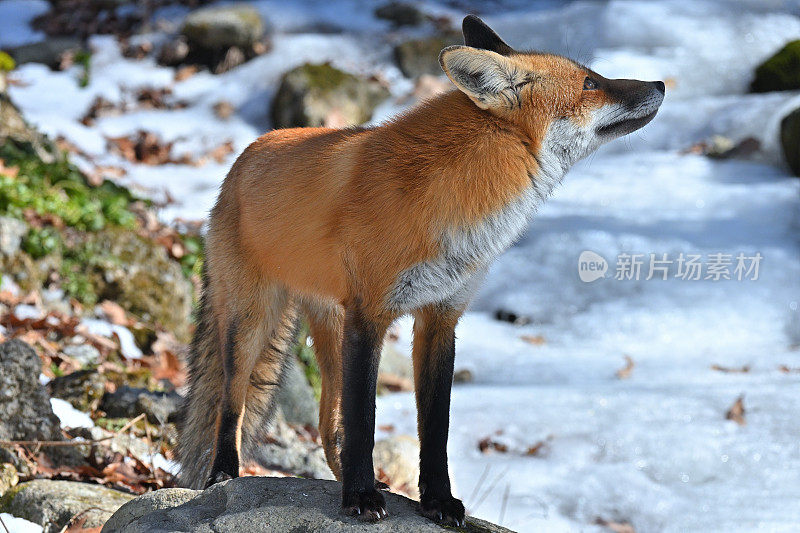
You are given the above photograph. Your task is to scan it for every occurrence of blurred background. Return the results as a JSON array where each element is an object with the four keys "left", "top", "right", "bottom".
[{"left": 0, "top": 1, "right": 799, "bottom": 532}]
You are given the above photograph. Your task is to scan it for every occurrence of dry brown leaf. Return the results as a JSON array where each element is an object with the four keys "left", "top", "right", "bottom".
[
  {"left": 778, "top": 365, "right": 800, "bottom": 373},
  {"left": 213, "top": 101, "right": 235, "bottom": 120},
  {"left": 99, "top": 300, "right": 130, "bottom": 326},
  {"left": 0, "top": 159, "right": 19, "bottom": 178},
  {"left": 478, "top": 437, "right": 508, "bottom": 454},
  {"left": 711, "top": 364, "right": 750, "bottom": 373},
  {"left": 525, "top": 435, "right": 553, "bottom": 456},
  {"left": 616, "top": 355, "right": 635, "bottom": 379},
  {"left": 377, "top": 371, "right": 413, "bottom": 392},
  {"left": 174, "top": 65, "right": 199, "bottom": 82},
  {"left": 520, "top": 334, "right": 546, "bottom": 345},
  {"left": 726, "top": 395, "right": 746, "bottom": 426}
]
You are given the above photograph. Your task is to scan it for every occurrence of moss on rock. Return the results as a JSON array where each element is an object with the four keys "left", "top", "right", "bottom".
[{"left": 751, "top": 40, "right": 800, "bottom": 92}]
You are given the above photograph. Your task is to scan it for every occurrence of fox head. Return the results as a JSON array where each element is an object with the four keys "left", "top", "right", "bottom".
[{"left": 439, "top": 15, "right": 664, "bottom": 171}]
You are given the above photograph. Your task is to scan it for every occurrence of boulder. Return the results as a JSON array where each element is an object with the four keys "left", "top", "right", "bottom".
[
  {"left": 0, "top": 479, "right": 133, "bottom": 533},
  {"left": 393, "top": 32, "right": 461, "bottom": 78},
  {"left": 0, "top": 75, "right": 60, "bottom": 163},
  {"left": 276, "top": 356, "right": 319, "bottom": 427},
  {"left": 79, "top": 228, "right": 194, "bottom": 342},
  {"left": 373, "top": 435, "right": 420, "bottom": 499},
  {"left": 0, "top": 340, "right": 63, "bottom": 444},
  {"left": 271, "top": 63, "right": 390, "bottom": 129},
  {"left": 102, "top": 477, "right": 512, "bottom": 533},
  {"left": 182, "top": 5, "right": 265, "bottom": 51},
  {"left": 249, "top": 412, "right": 333, "bottom": 480},
  {"left": 375, "top": 2, "right": 427, "bottom": 27},
  {"left": 781, "top": 107, "right": 800, "bottom": 176},
  {"left": 751, "top": 40, "right": 800, "bottom": 92},
  {"left": 48, "top": 369, "right": 105, "bottom": 412},
  {"left": 5, "top": 38, "right": 84, "bottom": 70},
  {"left": 100, "top": 386, "right": 182, "bottom": 425}
]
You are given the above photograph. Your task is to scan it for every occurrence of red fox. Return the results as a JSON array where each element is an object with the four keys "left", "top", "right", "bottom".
[{"left": 177, "top": 15, "right": 664, "bottom": 526}]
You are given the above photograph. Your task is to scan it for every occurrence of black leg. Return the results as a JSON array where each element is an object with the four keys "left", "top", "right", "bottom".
[
  {"left": 413, "top": 307, "right": 465, "bottom": 527},
  {"left": 340, "top": 304, "right": 388, "bottom": 521},
  {"left": 207, "top": 320, "right": 241, "bottom": 487}
]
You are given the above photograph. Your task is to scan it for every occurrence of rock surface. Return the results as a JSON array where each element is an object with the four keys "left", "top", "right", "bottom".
[
  {"left": 100, "top": 385, "right": 182, "bottom": 424},
  {"left": 48, "top": 369, "right": 106, "bottom": 412},
  {"left": 0, "top": 215, "right": 28, "bottom": 257},
  {"left": 248, "top": 413, "right": 333, "bottom": 481},
  {"left": 182, "top": 5, "right": 265, "bottom": 51},
  {"left": 373, "top": 435, "right": 420, "bottom": 499},
  {"left": 102, "top": 477, "right": 513, "bottom": 533},
  {"left": 271, "top": 63, "right": 390, "bottom": 129},
  {"left": 276, "top": 356, "right": 319, "bottom": 427},
  {"left": 751, "top": 40, "right": 800, "bottom": 92},
  {"left": 0, "top": 340, "right": 63, "bottom": 444},
  {"left": 393, "top": 32, "right": 461, "bottom": 78},
  {"left": 374, "top": 2, "right": 427, "bottom": 27},
  {"left": 1, "top": 479, "right": 133, "bottom": 533},
  {"left": 780, "top": 107, "right": 800, "bottom": 176}
]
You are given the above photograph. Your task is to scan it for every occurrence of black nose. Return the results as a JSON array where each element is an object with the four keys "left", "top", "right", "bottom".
[{"left": 653, "top": 81, "right": 665, "bottom": 94}]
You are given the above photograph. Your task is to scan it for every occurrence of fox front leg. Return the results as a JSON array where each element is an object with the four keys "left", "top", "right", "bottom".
[
  {"left": 412, "top": 305, "right": 465, "bottom": 527},
  {"left": 339, "top": 303, "right": 390, "bottom": 521}
]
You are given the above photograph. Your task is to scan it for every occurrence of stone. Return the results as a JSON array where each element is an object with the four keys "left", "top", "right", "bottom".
[
  {"left": 102, "top": 477, "right": 513, "bottom": 533},
  {"left": 100, "top": 386, "right": 181, "bottom": 425},
  {"left": 80, "top": 228, "right": 194, "bottom": 342},
  {"left": 373, "top": 435, "right": 420, "bottom": 499},
  {"left": 249, "top": 412, "right": 333, "bottom": 480},
  {"left": 271, "top": 63, "right": 390, "bottom": 129},
  {"left": 276, "top": 355, "right": 319, "bottom": 427},
  {"left": 0, "top": 340, "right": 63, "bottom": 444},
  {"left": 181, "top": 5, "right": 265, "bottom": 51},
  {"left": 0, "top": 216, "right": 28, "bottom": 257},
  {"left": 62, "top": 343, "right": 101, "bottom": 366},
  {"left": 47, "top": 369, "right": 105, "bottom": 412},
  {"left": 751, "top": 40, "right": 800, "bottom": 92},
  {"left": 0, "top": 463, "right": 18, "bottom": 497},
  {"left": 393, "top": 32, "right": 461, "bottom": 78},
  {"left": 780, "top": 107, "right": 800, "bottom": 177},
  {"left": 6, "top": 38, "right": 84, "bottom": 70},
  {"left": 0, "top": 479, "right": 133, "bottom": 533},
  {"left": 375, "top": 2, "right": 427, "bottom": 27}
]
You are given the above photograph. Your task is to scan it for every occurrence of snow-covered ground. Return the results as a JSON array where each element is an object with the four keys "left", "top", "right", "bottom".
[{"left": 4, "top": 0, "right": 800, "bottom": 531}]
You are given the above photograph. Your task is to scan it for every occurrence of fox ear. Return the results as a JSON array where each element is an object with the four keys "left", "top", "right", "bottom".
[
  {"left": 462, "top": 15, "right": 514, "bottom": 55},
  {"left": 439, "top": 45, "right": 526, "bottom": 110}
]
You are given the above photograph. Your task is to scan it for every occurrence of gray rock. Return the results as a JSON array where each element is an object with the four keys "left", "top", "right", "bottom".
[
  {"left": 0, "top": 462, "right": 18, "bottom": 497},
  {"left": 62, "top": 343, "right": 102, "bottom": 366},
  {"left": 271, "top": 63, "right": 390, "bottom": 129},
  {"left": 375, "top": 2, "right": 427, "bottom": 27},
  {"left": 373, "top": 435, "right": 420, "bottom": 499},
  {"left": 781, "top": 107, "right": 800, "bottom": 177},
  {"left": 0, "top": 340, "right": 63, "bottom": 444},
  {"left": 276, "top": 356, "right": 319, "bottom": 427},
  {"left": 393, "top": 32, "right": 461, "bottom": 78},
  {"left": 250, "top": 412, "right": 333, "bottom": 480},
  {"left": 1, "top": 479, "right": 133, "bottom": 533},
  {"left": 48, "top": 369, "right": 105, "bottom": 412},
  {"left": 6, "top": 38, "right": 84, "bottom": 69},
  {"left": 102, "top": 477, "right": 513, "bottom": 533},
  {"left": 100, "top": 386, "right": 182, "bottom": 425},
  {"left": 0, "top": 216, "right": 28, "bottom": 257},
  {"left": 182, "top": 5, "right": 265, "bottom": 51},
  {"left": 0, "top": 75, "right": 60, "bottom": 163}
]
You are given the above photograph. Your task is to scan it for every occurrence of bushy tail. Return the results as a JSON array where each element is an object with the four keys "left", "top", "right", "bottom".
[{"left": 176, "top": 268, "right": 222, "bottom": 489}]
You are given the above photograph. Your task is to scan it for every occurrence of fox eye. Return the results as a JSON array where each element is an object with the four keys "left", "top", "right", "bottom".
[{"left": 583, "top": 77, "right": 598, "bottom": 90}]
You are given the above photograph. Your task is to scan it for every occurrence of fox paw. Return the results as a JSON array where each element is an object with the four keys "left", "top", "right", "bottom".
[
  {"left": 420, "top": 495, "right": 465, "bottom": 527},
  {"left": 342, "top": 488, "right": 388, "bottom": 522},
  {"left": 205, "top": 470, "right": 234, "bottom": 489}
]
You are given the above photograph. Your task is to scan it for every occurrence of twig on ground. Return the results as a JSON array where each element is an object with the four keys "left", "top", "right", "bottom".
[
  {"left": 498, "top": 483, "right": 510, "bottom": 525},
  {"left": 472, "top": 466, "right": 510, "bottom": 514},
  {"left": 0, "top": 514, "right": 10, "bottom": 533},
  {"left": 466, "top": 464, "right": 491, "bottom": 510}
]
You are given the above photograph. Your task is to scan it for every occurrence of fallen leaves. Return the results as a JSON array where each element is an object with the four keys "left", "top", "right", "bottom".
[
  {"left": 615, "top": 355, "right": 635, "bottom": 379},
  {"left": 478, "top": 433, "right": 552, "bottom": 457},
  {"left": 107, "top": 131, "right": 234, "bottom": 167},
  {"left": 595, "top": 517, "right": 636, "bottom": 533},
  {"left": 726, "top": 395, "right": 746, "bottom": 426},
  {"left": 520, "top": 334, "right": 546, "bottom": 346}
]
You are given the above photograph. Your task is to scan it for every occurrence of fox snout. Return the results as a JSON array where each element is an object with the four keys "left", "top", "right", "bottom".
[{"left": 594, "top": 77, "right": 666, "bottom": 138}]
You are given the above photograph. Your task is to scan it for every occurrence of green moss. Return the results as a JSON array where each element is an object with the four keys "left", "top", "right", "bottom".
[
  {"left": 751, "top": 40, "right": 800, "bottom": 93},
  {"left": 75, "top": 49, "right": 91, "bottom": 88},
  {"left": 0, "top": 141, "right": 138, "bottom": 232},
  {"left": 293, "top": 321, "right": 321, "bottom": 401},
  {"left": 0, "top": 51, "right": 15, "bottom": 72},
  {"left": 297, "top": 63, "right": 352, "bottom": 92},
  {"left": 0, "top": 483, "right": 21, "bottom": 512}
]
